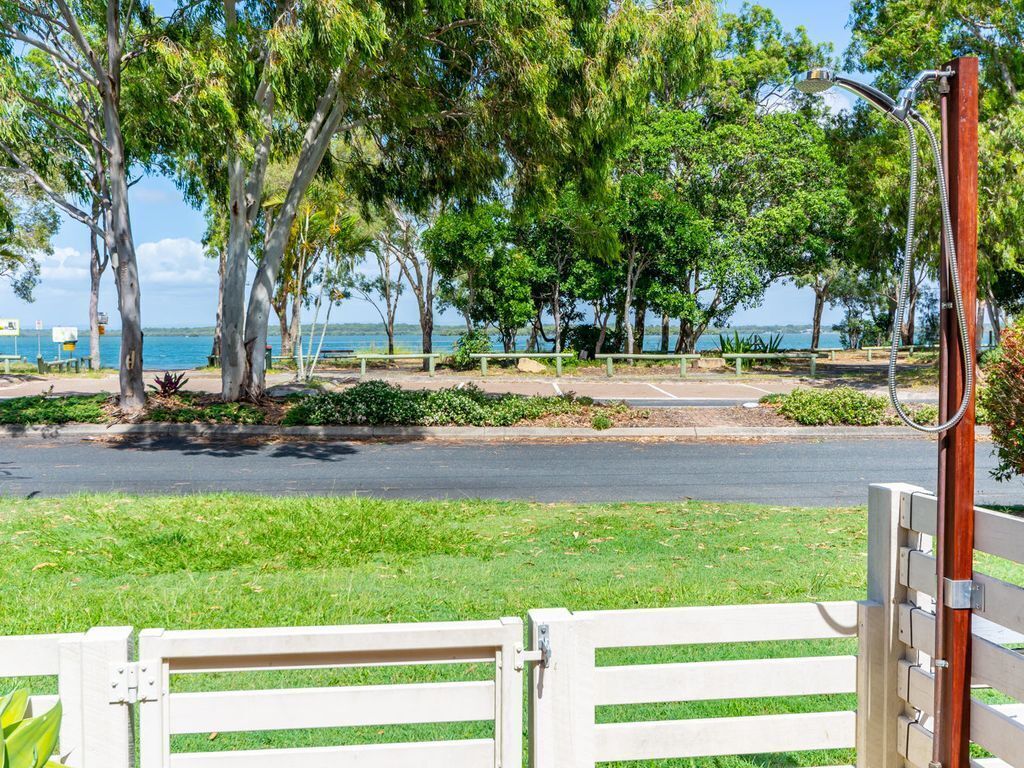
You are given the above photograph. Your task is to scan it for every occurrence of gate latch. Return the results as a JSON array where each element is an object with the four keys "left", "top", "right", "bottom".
[
  {"left": 514, "top": 624, "right": 552, "bottom": 670},
  {"left": 109, "top": 661, "right": 160, "bottom": 704}
]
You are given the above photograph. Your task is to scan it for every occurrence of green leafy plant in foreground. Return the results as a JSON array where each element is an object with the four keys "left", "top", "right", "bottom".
[
  {"left": 0, "top": 395, "right": 106, "bottom": 425},
  {"left": 775, "top": 387, "right": 887, "bottom": 426},
  {"left": 1, "top": 689, "right": 62, "bottom": 768}
]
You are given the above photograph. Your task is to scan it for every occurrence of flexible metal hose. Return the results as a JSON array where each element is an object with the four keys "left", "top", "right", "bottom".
[{"left": 887, "top": 114, "right": 974, "bottom": 432}]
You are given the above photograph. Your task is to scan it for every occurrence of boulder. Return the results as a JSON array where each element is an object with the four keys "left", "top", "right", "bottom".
[{"left": 517, "top": 357, "right": 547, "bottom": 373}]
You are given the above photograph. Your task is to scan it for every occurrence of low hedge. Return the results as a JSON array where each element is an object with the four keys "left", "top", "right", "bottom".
[
  {"left": 771, "top": 387, "right": 888, "bottom": 426},
  {"left": 0, "top": 395, "right": 107, "bottom": 424},
  {"left": 282, "top": 381, "right": 589, "bottom": 427}
]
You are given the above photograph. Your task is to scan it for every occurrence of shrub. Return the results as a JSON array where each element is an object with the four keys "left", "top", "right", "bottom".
[
  {"left": 591, "top": 413, "right": 613, "bottom": 430},
  {"left": 979, "top": 323, "right": 1024, "bottom": 481},
  {"left": 449, "top": 329, "right": 493, "bottom": 370},
  {"left": 283, "top": 382, "right": 587, "bottom": 427},
  {"left": 776, "top": 387, "right": 887, "bottom": 426},
  {"left": 0, "top": 394, "right": 106, "bottom": 424}
]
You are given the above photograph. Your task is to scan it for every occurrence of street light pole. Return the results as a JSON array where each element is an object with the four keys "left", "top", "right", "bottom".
[{"left": 933, "top": 55, "right": 978, "bottom": 768}]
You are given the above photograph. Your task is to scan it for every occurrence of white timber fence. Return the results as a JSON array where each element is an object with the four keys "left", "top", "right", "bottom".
[
  {"left": 863, "top": 483, "right": 1024, "bottom": 768},
  {"left": 3, "top": 484, "right": 1023, "bottom": 767}
]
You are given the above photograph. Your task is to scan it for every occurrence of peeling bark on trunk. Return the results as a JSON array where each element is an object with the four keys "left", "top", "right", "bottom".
[
  {"left": 211, "top": 248, "right": 225, "bottom": 360},
  {"left": 660, "top": 313, "right": 669, "bottom": 353},
  {"left": 633, "top": 300, "right": 646, "bottom": 354},
  {"left": 88, "top": 200, "right": 108, "bottom": 371}
]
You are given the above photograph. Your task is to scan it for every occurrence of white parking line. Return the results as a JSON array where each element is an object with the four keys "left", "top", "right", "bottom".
[
  {"left": 552, "top": 381, "right": 562, "bottom": 396},
  {"left": 737, "top": 382, "right": 774, "bottom": 394},
  {"left": 646, "top": 383, "right": 679, "bottom": 399}
]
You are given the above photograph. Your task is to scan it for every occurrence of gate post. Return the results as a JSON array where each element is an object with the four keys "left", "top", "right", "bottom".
[
  {"left": 58, "top": 627, "right": 133, "bottom": 768},
  {"left": 858, "top": 484, "right": 924, "bottom": 768},
  {"left": 528, "top": 608, "right": 594, "bottom": 768}
]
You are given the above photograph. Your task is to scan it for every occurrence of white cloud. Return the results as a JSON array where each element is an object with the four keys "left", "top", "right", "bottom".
[
  {"left": 136, "top": 238, "right": 217, "bottom": 286},
  {"left": 39, "top": 246, "right": 89, "bottom": 281}
]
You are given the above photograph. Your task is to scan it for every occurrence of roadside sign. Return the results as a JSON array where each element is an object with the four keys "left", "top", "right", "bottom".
[
  {"left": 97, "top": 312, "right": 109, "bottom": 325},
  {"left": 52, "top": 326, "right": 78, "bottom": 343},
  {"left": 0, "top": 319, "right": 19, "bottom": 336},
  {"left": 34, "top": 320, "right": 42, "bottom": 331}
]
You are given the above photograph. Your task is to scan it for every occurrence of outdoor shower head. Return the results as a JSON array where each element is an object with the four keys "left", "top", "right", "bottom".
[{"left": 793, "top": 68, "right": 902, "bottom": 119}]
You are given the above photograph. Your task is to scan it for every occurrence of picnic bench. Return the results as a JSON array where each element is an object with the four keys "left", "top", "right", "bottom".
[
  {"left": 469, "top": 352, "right": 575, "bottom": 377},
  {"left": 37, "top": 355, "right": 80, "bottom": 374},
  {"left": 208, "top": 347, "right": 276, "bottom": 369},
  {"left": 721, "top": 352, "right": 820, "bottom": 376},
  {"left": 357, "top": 353, "right": 442, "bottom": 376},
  {"left": 318, "top": 348, "right": 355, "bottom": 360},
  {"left": 862, "top": 344, "right": 936, "bottom": 361},
  {"left": 0, "top": 354, "right": 23, "bottom": 374},
  {"left": 594, "top": 353, "right": 702, "bottom": 377}
]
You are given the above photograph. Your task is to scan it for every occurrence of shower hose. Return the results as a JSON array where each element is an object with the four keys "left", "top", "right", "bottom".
[{"left": 887, "top": 114, "right": 973, "bottom": 433}]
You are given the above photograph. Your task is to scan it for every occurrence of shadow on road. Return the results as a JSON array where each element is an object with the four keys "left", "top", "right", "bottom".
[{"left": 104, "top": 436, "right": 361, "bottom": 461}]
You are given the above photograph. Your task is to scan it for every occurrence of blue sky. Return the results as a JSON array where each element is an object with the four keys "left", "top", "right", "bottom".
[{"left": 1, "top": 0, "right": 855, "bottom": 330}]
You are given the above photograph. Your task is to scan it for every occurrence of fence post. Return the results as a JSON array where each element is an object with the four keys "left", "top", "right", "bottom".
[
  {"left": 555, "top": 356, "right": 563, "bottom": 378},
  {"left": 58, "top": 627, "right": 133, "bottom": 768},
  {"left": 858, "top": 483, "right": 924, "bottom": 768},
  {"left": 606, "top": 358, "right": 613, "bottom": 378},
  {"left": 528, "top": 608, "right": 593, "bottom": 768}
]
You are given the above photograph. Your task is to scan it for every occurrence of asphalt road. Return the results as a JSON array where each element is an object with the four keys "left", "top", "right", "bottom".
[{"left": 0, "top": 437, "right": 1016, "bottom": 506}]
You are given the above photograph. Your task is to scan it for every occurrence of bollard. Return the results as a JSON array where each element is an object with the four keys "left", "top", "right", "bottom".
[{"left": 606, "top": 357, "right": 614, "bottom": 377}]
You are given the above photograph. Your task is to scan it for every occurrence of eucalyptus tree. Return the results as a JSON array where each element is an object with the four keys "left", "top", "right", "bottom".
[
  {"left": 0, "top": 177, "right": 55, "bottom": 301},
  {"left": 849, "top": 0, "right": 1024, "bottom": 340},
  {"left": 375, "top": 205, "right": 436, "bottom": 363},
  {"left": 0, "top": 0, "right": 176, "bottom": 406}
]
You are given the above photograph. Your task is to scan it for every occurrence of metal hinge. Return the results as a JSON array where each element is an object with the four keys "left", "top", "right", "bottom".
[
  {"left": 944, "top": 578, "right": 984, "bottom": 611},
  {"left": 109, "top": 661, "right": 160, "bottom": 704},
  {"left": 514, "top": 624, "right": 552, "bottom": 670}
]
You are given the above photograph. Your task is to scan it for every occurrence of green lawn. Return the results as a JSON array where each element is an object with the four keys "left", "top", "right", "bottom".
[{"left": 1, "top": 494, "right": 868, "bottom": 766}]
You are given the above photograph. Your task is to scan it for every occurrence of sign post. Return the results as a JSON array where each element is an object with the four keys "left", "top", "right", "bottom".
[
  {"left": 933, "top": 55, "right": 978, "bottom": 768},
  {"left": 35, "top": 320, "right": 42, "bottom": 358}
]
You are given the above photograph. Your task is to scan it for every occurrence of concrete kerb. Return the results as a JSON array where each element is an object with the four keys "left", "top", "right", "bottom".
[{"left": 0, "top": 422, "right": 990, "bottom": 441}]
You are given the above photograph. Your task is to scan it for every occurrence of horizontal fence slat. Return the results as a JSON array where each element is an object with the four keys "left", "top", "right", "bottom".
[
  {"left": 580, "top": 601, "right": 858, "bottom": 649},
  {"left": 902, "top": 548, "right": 1024, "bottom": 640},
  {"left": 595, "top": 656, "right": 856, "bottom": 706},
  {"left": 169, "top": 681, "right": 495, "bottom": 734},
  {"left": 899, "top": 604, "right": 1024, "bottom": 702},
  {"left": 168, "top": 739, "right": 494, "bottom": 768},
  {"left": 900, "top": 493, "right": 1024, "bottom": 565},
  {"left": 0, "top": 633, "right": 82, "bottom": 677},
  {"left": 594, "top": 711, "right": 855, "bottom": 761},
  {"left": 141, "top": 620, "right": 517, "bottom": 669},
  {"left": 897, "top": 716, "right": 934, "bottom": 768},
  {"left": 900, "top": 662, "right": 1024, "bottom": 766}
]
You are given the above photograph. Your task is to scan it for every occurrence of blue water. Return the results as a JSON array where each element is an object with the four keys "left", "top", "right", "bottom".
[{"left": 0, "top": 331, "right": 844, "bottom": 370}]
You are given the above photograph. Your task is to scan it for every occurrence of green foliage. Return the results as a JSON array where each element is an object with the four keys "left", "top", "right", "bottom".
[
  {"left": 0, "top": 395, "right": 106, "bottom": 424},
  {"left": 1, "top": 689, "right": 62, "bottom": 768},
  {"left": 716, "top": 332, "right": 783, "bottom": 354},
  {"left": 145, "top": 395, "right": 265, "bottom": 425},
  {"left": 776, "top": 387, "right": 888, "bottom": 426},
  {"left": 449, "top": 329, "right": 493, "bottom": 371},
  {"left": 590, "top": 413, "right": 613, "bottom": 430},
  {"left": 979, "top": 323, "right": 1024, "bottom": 482},
  {"left": 282, "top": 382, "right": 586, "bottom": 427}
]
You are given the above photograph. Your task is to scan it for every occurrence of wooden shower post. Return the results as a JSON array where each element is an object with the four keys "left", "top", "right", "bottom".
[{"left": 934, "top": 55, "right": 978, "bottom": 768}]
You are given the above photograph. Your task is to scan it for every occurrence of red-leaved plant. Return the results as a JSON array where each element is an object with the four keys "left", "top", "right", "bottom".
[
  {"left": 980, "top": 322, "right": 1024, "bottom": 482},
  {"left": 149, "top": 371, "right": 190, "bottom": 397}
]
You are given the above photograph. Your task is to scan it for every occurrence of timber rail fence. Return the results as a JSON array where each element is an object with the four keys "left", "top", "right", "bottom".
[{"left": 2, "top": 483, "right": 1021, "bottom": 767}]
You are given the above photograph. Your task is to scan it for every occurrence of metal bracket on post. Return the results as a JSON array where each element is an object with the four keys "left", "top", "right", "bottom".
[
  {"left": 943, "top": 578, "right": 984, "bottom": 611},
  {"left": 109, "top": 661, "right": 160, "bottom": 704},
  {"left": 514, "top": 624, "right": 552, "bottom": 670}
]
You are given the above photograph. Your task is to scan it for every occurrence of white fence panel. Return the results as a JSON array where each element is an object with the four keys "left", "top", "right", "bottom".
[
  {"left": 529, "top": 601, "right": 859, "bottom": 768},
  {"left": 137, "top": 617, "right": 524, "bottom": 768},
  {"left": 0, "top": 627, "right": 132, "bottom": 768},
  {"left": 875, "top": 483, "right": 1024, "bottom": 768}
]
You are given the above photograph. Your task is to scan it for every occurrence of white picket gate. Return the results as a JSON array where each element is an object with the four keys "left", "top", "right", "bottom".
[{"left": 3, "top": 483, "right": 1024, "bottom": 767}]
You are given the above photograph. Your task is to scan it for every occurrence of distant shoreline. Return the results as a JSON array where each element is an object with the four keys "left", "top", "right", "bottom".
[{"left": 20, "top": 323, "right": 820, "bottom": 338}]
